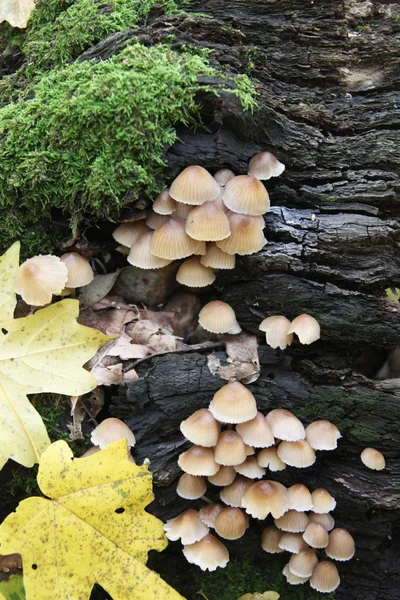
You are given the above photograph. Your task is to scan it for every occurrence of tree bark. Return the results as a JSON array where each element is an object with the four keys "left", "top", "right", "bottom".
[{"left": 108, "top": 1, "right": 400, "bottom": 599}]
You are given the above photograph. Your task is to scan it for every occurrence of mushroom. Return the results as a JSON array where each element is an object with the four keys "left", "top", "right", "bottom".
[
  {"left": 236, "top": 411, "right": 275, "bottom": 448},
  {"left": 278, "top": 532, "right": 308, "bottom": 554},
  {"left": 128, "top": 231, "right": 172, "bottom": 269},
  {"left": 176, "top": 256, "right": 215, "bottom": 288},
  {"left": 310, "top": 561, "right": 340, "bottom": 593},
  {"left": 259, "top": 315, "right": 293, "bottom": 350},
  {"left": 311, "top": 489, "right": 336, "bottom": 514},
  {"left": 182, "top": 533, "right": 229, "bottom": 571},
  {"left": 180, "top": 409, "right": 220, "bottom": 447},
  {"left": 145, "top": 211, "right": 169, "bottom": 230},
  {"left": 219, "top": 475, "right": 253, "bottom": 507},
  {"left": 287, "top": 484, "right": 313, "bottom": 511},
  {"left": 257, "top": 447, "right": 286, "bottom": 472},
  {"left": 308, "top": 512, "right": 335, "bottom": 532},
  {"left": 153, "top": 189, "right": 176, "bottom": 215},
  {"left": 302, "top": 523, "right": 329, "bottom": 548},
  {"left": 261, "top": 525, "right": 283, "bottom": 554},
  {"left": 234, "top": 456, "right": 266, "bottom": 479},
  {"left": 169, "top": 166, "right": 220, "bottom": 205},
  {"left": 214, "top": 507, "right": 249, "bottom": 540},
  {"left": 90, "top": 418, "right": 135, "bottom": 449},
  {"left": 287, "top": 314, "right": 320, "bottom": 345},
  {"left": 208, "top": 465, "right": 237, "bottom": 487},
  {"left": 274, "top": 510, "right": 310, "bottom": 533},
  {"left": 199, "top": 503, "right": 224, "bottom": 527},
  {"left": 325, "top": 528, "right": 355, "bottom": 561},
  {"left": 200, "top": 243, "right": 236, "bottom": 270},
  {"left": 199, "top": 300, "right": 241, "bottom": 334},
  {"left": 214, "top": 430, "right": 247, "bottom": 466},
  {"left": 288, "top": 549, "right": 318, "bottom": 578},
  {"left": 214, "top": 169, "right": 235, "bottom": 187},
  {"left": 248, "top": 151, "right": 285, "bottom": 180},
  {"left": 176, "top": 473, "right": 207, "bottom": 500},
  {"left": 360, "top": 447, "right": 385, "bottom": 470},
  {"left": 282, "top": 563, "right": 309, "bottom": 585},
  {"left": 185, "top": 202, "right": 231, "bottom": 241},
  {"left": 178, "top": 445, "right": 220, "bottom": 477},
  {"left": 222, "top": 175, "right": 270, "bottom": 215},
  {"left": 209, "top": 381, "right": 258, "bottom": 424},
  {"left": 265, "top": 409, "right": 305, "bottom": 442},
  {"left": 277, "top": 439, "right": 316, "bottom": 468},
  {"left": 305, "top": 420, "right": 342, "bottom": 451},
  {"left": 112, "top": 221, "right": 149, "bottom": 247},
  {"left": 15, "top": 254, "right": 68, "bottom": 306},
  {"left": 150, "top": 217, "right": 198, "bottom": 260},
  {"left": 164, "top": 509, "right": 209, "bottom": 545},
  {"left": 60, "top": 252, "right": 94, "bottom": 288},
  {"left": 241, "top": 480, "right": 289, "bottom": 519},
  {"left": 216, "top": 212, "right": 266, "bottom": 256}
]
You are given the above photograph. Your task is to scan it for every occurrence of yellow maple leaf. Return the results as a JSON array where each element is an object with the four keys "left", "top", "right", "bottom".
[
  {"left": 0, "top": 440, "right": 185, "bottom": 600},
  {"left": 0, "top": 244, "right": 110, "bottom": 470},
  {"left": 0, "top": 0, "right": 36, "bottom": 29},
  {"left": 237, "top": 593, "right": 279, "bottom": 600}
]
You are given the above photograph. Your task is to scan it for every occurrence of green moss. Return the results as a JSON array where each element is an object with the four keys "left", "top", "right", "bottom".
[{"left": 193, "top": 556, "right": 335, "bottom": 600}]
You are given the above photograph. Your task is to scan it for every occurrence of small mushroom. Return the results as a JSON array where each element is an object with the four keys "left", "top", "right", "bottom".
[
  {"left": 277, "top": 439, "right": 316, "bottom": 468},
  {"left": 248, "top": 151, "right": 285, "bottom": 180},
  {"left": 274, "top": 510, "right": 309, "bottom": 533},
  {"left": 200, "top": 243, "right": 236, "bottom": 270},
  {"left": 164, "top": 509, "right": 209, "bottom": 545},
  {"left": 288, "top": 549, "right": 318, "bottom": 578},
  {"left": 15, "top": 255, "right": 68, "bottom": 306},
  {"left": 214, "top": 169, "right": 235, "bottom": 187},
  {"left": 282, "top": 563, "right": 309, "bottom": 585},
  {"left": 261, "top": 524, "right": 283, "bottom": 554},
  {"left": 325, "top": 528, "right": 355, "bottom": 561},
  {"left": 176, "top": 473, "right": 207, "bottom": 500},
  {"left": 170, "top": 166, "right": 220, "bottom": 206},
  {"left": 90, "top": 418, "right": 135, "bottom": 449},
  {"left": 259, "top": 315, "right": 293, "bottom": 350},
  {"left": 287, "top": 484, "right": 313, "bottom": 512},
  {"left": 185, "top": 202, "right": 231, "bottom": 241},
  {"left": 199, "top": 503, "right": 224, "bottom": 527},
  {"left": 214, "top": 507, "right": 249, "bottom": 540},
  {"left": 208, "top": 465, "right": 236, "bottom": 487},
  {"left": 128, "top": 231, "right": 172, "bottom": 269},
  {"left": 216, "top": 212, "right": 266, "bottom": 256},
  {"left": 153, "top": 189, "right": 176, "bottom": 215},
  {"left": 150, "top": 217, "right": 198, "bottom": 260},
  {"left": 234, "top": 456, "right": 266, "bottom": 479},
  {"left": 209, "top": 381, "right": 257, "bottom": 424},
  {"left": 176, "top": 256, "right": 215, "bottom": 288},
  {"left": 265, "top": 409, "right": 305, "bottom": 442},
  {"left": 219, "top": 475, "right": 253, "bottom": 508},
  {"left": 310, "top": 561, "right": 340, "bottom": 593},
  {"left": 311, "top": 489, "right": 336, "bottom": 514},
  {"left": 257, "top": 447, "right": 286, "bottom": 472},
  {"left": 60, "top": 252, "right": 94, "bottom": 288},
  {"left": 360, "top": 447, "right": 385, "bottom": 470},
  {"left": 112, "top": 221, "right": 149, "bottom": 247},
  {"left": 199, "top": 300, "right": 241, "bottom": 334},
  {"left": 236, "top": 411, "right": 275, "bottom": 448},
  {"left": 279, "top": 532, "right": 308, "bottom": 554},
  {"left": 305, "top": 420, "right": 341, "bottom": 451},
  {"left": 222, "top": 175, "right": 270, "bottom": 215},
  {"left": 182, "top": 533, "right": 229, "bottom": 571},
  {"left": 302, "top": 523, "right": 329, "bottom": 548},
  {"left": 287, "top": 314, "right": 320, "bottom": 345},
  {"left": 241, "top": 480, "right": 289, "bottom": 520},
  {"left": 180, "top": 409, "right": 220, "bottom": 447},
  {"left": 178, "top": 445, "right": 219, "bottom": 476},
  {"left": 214, "top": 431, "right": 247, "bottom": 466}
]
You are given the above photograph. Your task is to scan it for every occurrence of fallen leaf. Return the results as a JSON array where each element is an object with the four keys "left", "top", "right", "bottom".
[
  {"left": 128, "top": 319, "right": 182, "bottom": 353},
  {"left": 0, "top": 440, "right": 184, "bottom": 600},
  {"left": 0, "top": 553, "right": 22, "bottom": 572},
  {"left": 385, "top": 287, "right": 400, "bottom": 303},
  {"left": 91, "top": 363, "right": 123, "bottom": 386},
  {"left": 0, "top": 0, "right": 35, "bottom": 28},
  {"left": 78, "top": 271, "right": 122, "bottom": 308},
  {"left": 207, "top": 332, "right": 260, "bottom": 384},
  {"left": 237, "top": 593, "right": 279, "bottom": 600},
  {"left": 0, "top": 573, "right": 25, "bottom": 600},
  {"left": 0, "top": 242, "right": 19, "bottom": 333},
  {"left": 106, "top": 333, "right": 150, "bottom": 361},
  {"left": 0, "top": 282, "right": 110, "bottom": 469}
]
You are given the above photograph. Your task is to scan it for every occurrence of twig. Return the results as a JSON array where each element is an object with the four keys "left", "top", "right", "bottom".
[{"left": 131, "top": 341, "right": 224, "bottom": 368}]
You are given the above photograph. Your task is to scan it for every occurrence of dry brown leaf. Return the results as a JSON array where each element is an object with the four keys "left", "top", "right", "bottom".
[
  {"left": 78, "top": 271, "right": 122, "bottom": 308},
  {"left": 106, "top": 333, "right": 150, "bottom": 361},
  {"left": 0, "top": 0, "right": 35, "bottom": 28},
  {"left": 0, "top": 553, "right": 22, "bottom": 572},
  {"left": 207, "top": 332, "right": 260, "bottom": 384},
  {"left": 123, "top": 369, "right": 139, "bottom": 382},
  {"left": 78, "top": 306, "right": 137, "bottom": 336},
  {"left": 91, "top": 363, "right": 123, "bottom": 386}
]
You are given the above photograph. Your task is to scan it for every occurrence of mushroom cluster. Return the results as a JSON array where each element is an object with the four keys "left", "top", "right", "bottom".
[
  {"left": 113, "top": 152, "right": 285, "bottom": 288},
  {"left": 259, "top": 314, "right": 320, "bottom": 350},
  {"left": 165, "top": 381, "right": 352, "bottom": 592}
]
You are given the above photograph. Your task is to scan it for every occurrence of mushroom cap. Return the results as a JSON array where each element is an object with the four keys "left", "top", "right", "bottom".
[
  {"left": 325, "top": 528, "right": 355, "bottom": 561},
  {"left": 279, "top": 532, "right": 309, "bottom": 554},
  {"left": 234, "top": 456, "right": 266, "bottom": 479},
  {"left": 282, "top": 563, "right": 309, "bottom": 585},
  {"left": 308, "top": 512, "right": 335, "bottom": 532},
  {"left": 200, "top": 243, "right": 236, "bottom": 270},
  {"left": 185, "top": 202, "right": 231, "bottom": 241},
  {"left": 176, "top": 473, "right": 207, "bottom": 500},
  {"left": 259, "top": 315, "right": 293, "bottom": 350},
  {"left": 151, "top": 217, "right": 198, "bottom": 260},
  {"left": 256, "top": 447, "right": 286, "bottom": 472},
  {"left": 216, "top": 212, "right": 266, "bottom": 256},
  {"left": 261, "top": 524, "right": 283, "bottom": 554},
  {"left": 242, "top": 480, "right": 289, "bottom": 520},
  {"left": 277, "top": 439, "right": 316, "bottom": 468},
  {"left": 303, "top": 523, "right": 329, "bottom": 548},
  {"left": 265, "top": 409, "right": 305, "bottom": 442},
  {"left": 192, "top": 239, "right": 207, "bottom": 256},
  {"left": 274, "top": 510, "right": 310, "bottom": 533},
  {"left": 176, "top": 256, "right": 216, "bottom": 288},
  {"left": 287, "top": 314, "right": 320, "bottom": 345},
  {"left": 214, "top": 430, "right": 247, "bottom": 466},
  {"left": 220, "top": 475, "right": 253, "bottom": 507},
  {"left": 248, "top": 151, "right": 285, "bottom": 180},
  {"left": 60, "top": 252, "right": 94, "bottom": 288},
  {"left": 153, "top": 189, "right": 176, "bottom": 215},
  {"left": 145, "top": 211, "right": 169, "bottom": 230},
  {"left": 164, "top": 509, "right": 209, "bottom": 545},
  {"left": 199, "top": 300, "right": 241, "bottom": 334},
  {"left": 178, "top": 445, "right": 220, "bottom": 477},
  {"left": 236, "top": 411, "right": 275, "bottom": 448},
  {"left": 174, "top": 202, "right": 193, "bottom": 219},
  {"left": 287, "top": 484, "right": 313, "bottom": 512},
  {"left": 112, "top": 221, "right": 149, "bottom": 247},
  {"left": 199, "top": 503, "right": 224, "bottom": 527},
  {"left": 180, "top": 409, "right": 221, "bottom": 447},
  {"left": 222, "top": 175, "right": 270, "bottom": 215},
  {"left": 288, "top": 549, "right": 318, "bottom": 578},
  {"left": 182, "top": 533, "right": 229, "bottom": 571},
  {"left": 208, "top": 465, "right": 237, "bottom": 487},
  {"left": 214, "top": 169, "right": 235, "bottom": 187},
  {"left": 360, "top": 447, "right": 385, "bottom": 470},
  {"left": 305, "top": 420, "right": 342, "bottom": 451},
  {"left": 128, "top": 231, "right": 172, "bottom": 269},
  {"left": 209, "top": 381, "right": 258, "bottom": 424},
  {"left": 170, "top": 166, "right": 220, "bottom": 205},
  {"left": 90, "top": 418, "right": 136, "bottom": 449},
  {"left": 310, "top": 561, "right": 340, "bottom": 593},
  {"left": 15, "top": 255, "right": 68, "bottom": 306},
  {"left": 214, "top": 507, "right": 249, "bottom": 540},
  {"left": 311, "top": 489, "right": 336, "bottom": 514}
]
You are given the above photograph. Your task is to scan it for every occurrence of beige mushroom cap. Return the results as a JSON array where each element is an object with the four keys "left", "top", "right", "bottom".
[
  {"left": 199, "top": 503, "right": 224, "bottom": 527},
  {"left": 214, "top": 507, "right": 249, "bottom": 540},
  {"left": 259, "top": 315, "right": 293, "bottom": 350},
  {"left": 310, "top": 561, "right": 341, "bottom": 593},
  {"left": 302, "top": 523, "right": 329, "bottom": 548},
  {"left": 274, "top": 510, "right": 310, "bottom": 533},
  {"left": 151, "top": 217, "right": 198, "bottom": 260},
  {"left": 257, "top": 447, "right": 286, "bottom": 472},
  {"left": 182, "top": 533, "right": 229, "bottom": 571},
  {"left": 199, "top": 300, "right": 241, "bottom": 334},
  {"left": 176, "top": 256, "right": 216, "bottom": 288},
  {"left": 282, "top": 563, "right": 309, "bottom": 585},
  {"left": 208, "top": 465, "right": 237, "bottom": 487},
  {"left": 305, "top": 420, "right": 342, "bottom": 451},
  {"left": 261, "top": 524, "right": 284, "bottom": 554},
  {"left": 164, "top": 509, "right": 209, "bottom": 545},
  {"left": 178, "top": 445, "right": 220, "bottom": 477},
  {"left": 145, "top": 211, "right": 169, "bottom": 230},
  {"left": 325, "top": 528, "right": 355, "bottom": 561},
  {"left": 170, "top": 165, "right": 220, "bottom": 205},
  {"left": 200, "top": 243, "right": 236, "bottom": 270},
  {"left": 360, "top": 447, "right": 386, "bottom": 470},
  {"left": 277, "top": 439, "right": 316, "bottom": 468},
  {"left": 90, "top": 418, "right": 135, "bottom": 449},
  {"left": 112, "top": 221, "right": 149, "bottom": 247},
  {"left": 214, "top": 169, "right": 235, "bottom": 187},
  {"left": 279, "top": 532, "right": 308, "bottom": 554},
  {"left": 153, "top": 189, "right": 176, "bottom": 215},
  {"left": 214, "top": 430, "right": 247, "bottom": 466},
  {"left": 222, "top": 175, "right": 270, "bottom": 215},
  {"left": 209, "top": 381, "right": 258, "bottom": 424},
  {"left": 234, "top": 456, "right": 266, "bottom": 479},
  {"left": 248, "top": 151, "right": 285, "bottom": 180},
  {"left": 236, "top": 411, "right": 275, "bottom": 448},
  {"left": 60, "top": 252, "right": 94, "bottom": 288},
  {"left": 15, "top": 254, "right": 68, "bottom": 306},
  {"left": 216, "top": 212, "right": 266, "bottom": 256},
  {"left": 308, "top": 512, "right": 335, "bottom": 532},
  {"left": 176, "top": 473, "right": 207, "bottom": 500},
  {"left": 242, "top": 480, "right": 289, "bottom": 520},
  {"left": 288, "top": 549, "right": 318, "bottom": 578},
  {"left": 311, "top": 488, "right": 336, "bottom": 514},
  {"left": 220, "top": 475, "right": 253, "bottom": 507},
  {"left": 287, "top": 484, "right": 313, "bottom": 512},
  {"left": 128, "top": 231, "right": 172, "bottom": 269},
  {"left": 287, "top": 314, "right": 320, "bottom": 345},
  {"left": 180, "top": 409, "right": 221, "bottom": 447},
  {"left": 186, "top": 202, "right": 231, "bottom": 241},
  {"left": 265, "top": 409, "right": 305, "bottom": 442}
]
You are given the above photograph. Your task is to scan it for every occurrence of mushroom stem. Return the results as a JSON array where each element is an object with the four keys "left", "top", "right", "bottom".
[
  {"left": 227, "top": 424, "right": 234, "bottom": 430},
  {"left": 200, "top": 495, "right": 213, "bottom": 504}
]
